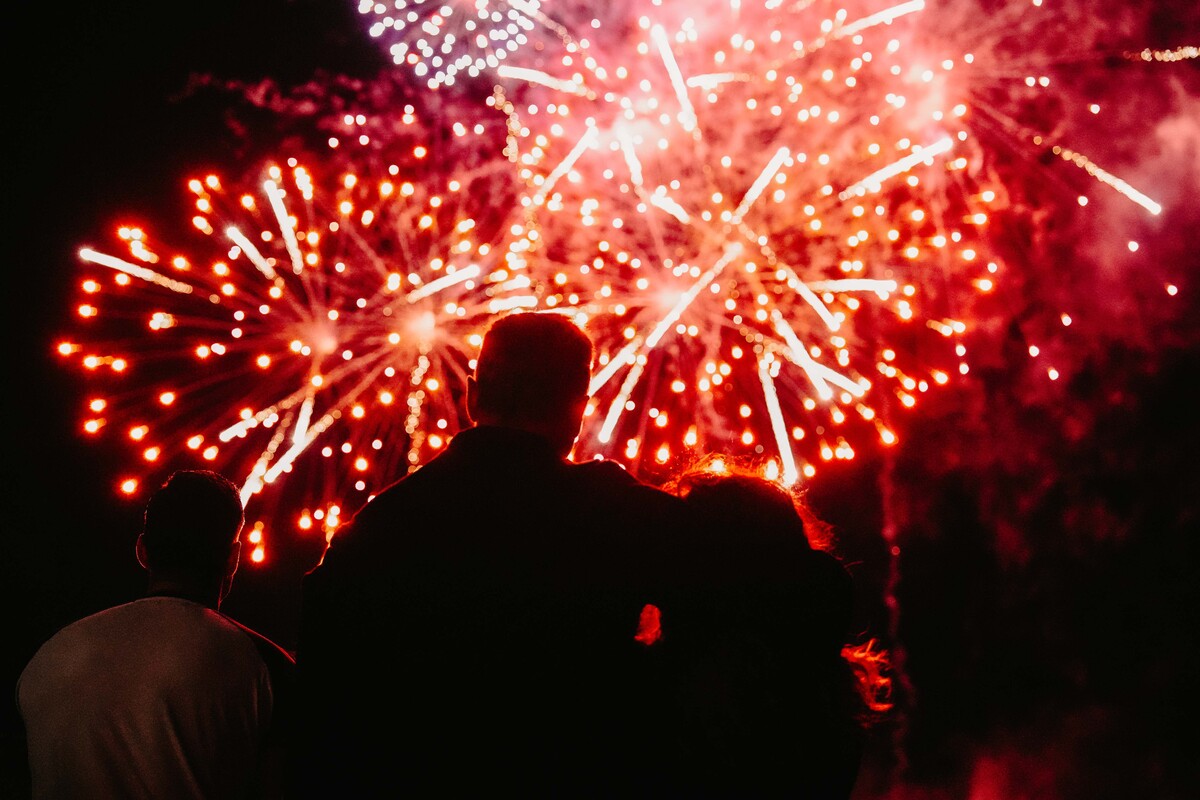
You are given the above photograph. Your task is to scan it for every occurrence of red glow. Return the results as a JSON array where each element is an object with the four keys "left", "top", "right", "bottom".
[{"left": 634, "top": 603, "right": 662, "bottom": 646}]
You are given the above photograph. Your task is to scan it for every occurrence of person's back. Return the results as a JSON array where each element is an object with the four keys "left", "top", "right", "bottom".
[
  {"left": 658, "top": 459, "right": 882, "bottom": 799},
  {"left": 18, "top": 598, "right": 284, "bottom": 799},
  {"left": 291, "top": 312, "right": 695, "bottom": 797},
  {"left": 16, "top": 470, "right": 294, "bottom": 800}
]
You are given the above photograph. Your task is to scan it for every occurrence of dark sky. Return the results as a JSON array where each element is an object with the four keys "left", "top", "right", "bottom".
[{"left": 8, "top": 2, "right": 1200, "bottom": 798}]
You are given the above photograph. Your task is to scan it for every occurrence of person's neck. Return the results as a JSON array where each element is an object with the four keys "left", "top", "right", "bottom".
[
  {"left": 470, "top": 417, "right": 576, "bottom": 458},
  {"left": 143, "top": 577, "right": 222, "bottom": 610}
]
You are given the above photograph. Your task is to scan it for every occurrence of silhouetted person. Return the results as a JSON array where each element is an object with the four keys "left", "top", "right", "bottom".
[
  {"left": 16, "top": 470, "right": 295, "bottom": 800},
  {"left": 657, "top": 457, "right": 892, "bottom": 799},
  {"left": 290, "top": 311, "right": 697, "bottom": 797}
]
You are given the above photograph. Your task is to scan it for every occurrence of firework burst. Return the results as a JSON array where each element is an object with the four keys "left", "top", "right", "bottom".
[
  {"left": 492, "top": 0, "right": 984, "bottom": 482},
  {"left": 58, "top": 0, "right": 1195, "bottom": 550},
  {"left": 481, "top": 0, "right": 1191, "bottom": 482},
  {"left": 58, "top": 110, "right": 531, "bottom": 556}
]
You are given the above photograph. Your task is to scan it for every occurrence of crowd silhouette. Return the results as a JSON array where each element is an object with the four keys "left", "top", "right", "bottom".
[{"left": 16, "top": 310, "right": 891, "bottom": 799}]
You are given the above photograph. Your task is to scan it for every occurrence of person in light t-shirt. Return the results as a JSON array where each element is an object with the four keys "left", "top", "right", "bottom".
[{"left": 17, "top": 470, "right": 294, "bottom": 800}]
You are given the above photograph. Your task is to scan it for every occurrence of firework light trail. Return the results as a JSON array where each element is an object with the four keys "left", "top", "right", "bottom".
[
  {"left": 58, "top": 110, "right": 532, "bottom": 557},
  {"left": 459, "top": 0, "right": 1191, "bottom": 483}
]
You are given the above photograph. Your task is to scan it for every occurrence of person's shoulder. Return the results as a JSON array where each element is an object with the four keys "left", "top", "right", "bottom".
[
  {"left": 571, "top": 455, "right": 639, "bottom": 484},
  {"left": 314, "top": 468, "right": 424, "bottom": 554},
  {"left": 571, "top": 457, "right": 683, "bottom": 502},
  {"left": 134, "top": 598, "right": 290, "bottom": 666},
  {"left": 224, "top": 617, "right": 296, "bottom": 701},
  {"left": 567, "top": 457, "right": 694, "bottom": 535},
  {"left": 222, "top": 617, "right": 296, "bottom": 734},
  {"left": 807, "top": 547, "right": 854, "bottom": 592},
  {"left": 345, "top": 451, "right": 456, "bottom": 524},
  {"left": 226, "top": 617, "right": 296, "bottom": 667},
  {"left": 22, "top": 600, "right": 139, "bottom": 658}
]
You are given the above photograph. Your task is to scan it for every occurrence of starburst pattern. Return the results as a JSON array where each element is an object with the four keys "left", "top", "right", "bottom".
[{"left": 58, "top": 112, "right": 530, "bottom": 552}]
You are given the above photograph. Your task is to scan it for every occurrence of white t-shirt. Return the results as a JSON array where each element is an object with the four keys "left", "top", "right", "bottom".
[{"left": 17, "top": 596, "right": 285, "bottom": 800}]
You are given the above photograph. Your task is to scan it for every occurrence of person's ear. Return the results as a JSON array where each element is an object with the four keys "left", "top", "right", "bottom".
[
  {"left": 227, "top": 539, "right": 242, "bottom": 578},
  {"left": 466, "top": 375, "right": 479, "bottom": 423},
  {"left": 565, "top": 395, "right": 590, "bottom": 460},
  {"left": 571, "top": 393, "right": 590, "bottom": 431},
  {"left": 135, "top": 534, "right": 149, "bottom": 571},
  {"left": 559, "top": 393, "right": 590, "bottom": 457},
  {"left": 219, "top": 540, "right": 242, "bottom": 605}
]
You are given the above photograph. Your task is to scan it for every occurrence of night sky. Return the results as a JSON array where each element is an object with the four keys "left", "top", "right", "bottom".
[{"left": 8, "top": 2, "right": 1199, "bottom": 798}]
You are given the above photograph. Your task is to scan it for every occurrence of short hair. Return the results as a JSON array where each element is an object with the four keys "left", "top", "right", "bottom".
[
  {"left": 142, "top": 470, "right": 244, "bottom": 575},
  {"left": 473, "top": 311, "right": 593, "bottom": 423}
]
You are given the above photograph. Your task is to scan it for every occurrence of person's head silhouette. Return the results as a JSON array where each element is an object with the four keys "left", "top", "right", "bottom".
[
  {"left": 136, "top": 469, "right": 245, "bottom": 609},
  {"left": 466, "top": 311, "right": 594, "bottom": 456}
]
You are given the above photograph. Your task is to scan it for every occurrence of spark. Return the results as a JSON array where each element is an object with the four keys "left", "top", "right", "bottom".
[
  {"left": 838, "top": 138, "right": 955, "bottom": 201},
  {"left": 78, "top": 248, "right": 196, "bottom": 294},
  {"left": 758, "top": 354, "right": 799, "bottom": 485},
  {"left": 1051, "top": 146, "right": 1163, "bottom": 216},
  {"left": 1125, "top": 46, "right": 1199, "bottom": 62}
]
